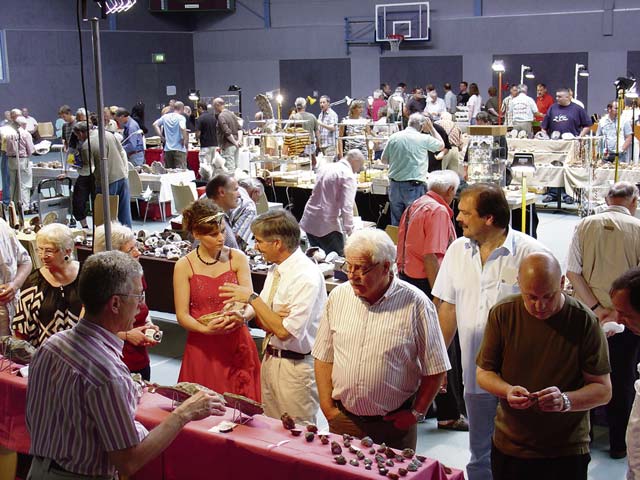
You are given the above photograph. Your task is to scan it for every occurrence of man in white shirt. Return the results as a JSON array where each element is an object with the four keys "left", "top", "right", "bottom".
[
  {"left": 510, "top": 84, "right": 538, "bottom": 138},
  {"left": 313, "top": 229, "right": 450, "bottom": 449},
  {"left": 424, "top": 87, "right": 446, "bottom": 121},
  {"left": 443, "top": 83, "right": 457, "bottom": 114},
  {"left": 21, "top": 108, "right": 38, "bottom": 140},
  {"left": 220, "top": 210, "right": 327, "bottom": 425},
  {"left": 597, "top": 101, "right": 633, "bottom": 163},
  {"left": 610, "top": 268, "right": 640, "bottom": 479},
  {"left": 299, "top": 149, "right": 364, "bottom": 256},
  {"left": 432, "top": 183, "right": 547, "bottom": 480}
]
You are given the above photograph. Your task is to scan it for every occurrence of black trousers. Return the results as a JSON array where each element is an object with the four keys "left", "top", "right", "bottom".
[
  {"left": 72, "top": 174, "right": 94, "bottom": 222},
  {"left": 398, "top": 272, "right": 466, "bottom": 420},
  {"left": 491, "top": 443, "right": 590, "bottom": 480},
  {"left": 606, "top": 328, "right": 640, "bottom": 451}
]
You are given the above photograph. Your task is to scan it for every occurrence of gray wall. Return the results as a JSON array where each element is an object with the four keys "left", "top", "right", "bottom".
[
  {"left": 0, "top": 0, "right": 196, "bottom": 124},
  {"left": 193, "top": 0, "right": 640, "bottom": 119}
]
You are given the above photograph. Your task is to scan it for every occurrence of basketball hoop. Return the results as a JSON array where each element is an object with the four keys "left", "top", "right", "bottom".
[{"left": 386, "top": 34, "right": 404, "bottom": 52}]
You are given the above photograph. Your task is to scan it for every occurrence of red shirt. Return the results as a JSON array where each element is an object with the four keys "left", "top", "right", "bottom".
[
  {"left": 396, "top": 191, "right": 456, "bottom": 279},
  {"left": 535, "top": 93, "right": 554, "bottom": 120},
  {"left": 371, "top": 98, "right": 387, "bottom": 121},
  {"left": 122, "top": 276, "right": 150, "bottom": 371}
]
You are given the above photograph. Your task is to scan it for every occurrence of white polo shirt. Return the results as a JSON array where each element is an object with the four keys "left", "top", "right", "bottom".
[{"left": 432, "top": 227, "right": 547, "bottom": 394}]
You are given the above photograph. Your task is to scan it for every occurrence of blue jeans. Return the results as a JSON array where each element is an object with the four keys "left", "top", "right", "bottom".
[
  {"left": 96, "top": 178, "right": 132, "bottom": 227},
  {"left": 0, "top": 152, "right": 9, "bottom": 206},
  {"left": 464, "top": 392, "right": 498, "bottom": 480},
  {"left": 388, "top": 180, "right": 426, "bottom": 226}
]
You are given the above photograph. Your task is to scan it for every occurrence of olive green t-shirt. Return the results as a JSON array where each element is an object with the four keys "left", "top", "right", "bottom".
[{"left": 477, "top": 294, "right": 610, "bottom": 458}]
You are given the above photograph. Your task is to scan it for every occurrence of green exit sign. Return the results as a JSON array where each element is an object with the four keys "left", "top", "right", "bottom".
[{"left": 152, "top": 53, "right": 166, "bottom": 63}]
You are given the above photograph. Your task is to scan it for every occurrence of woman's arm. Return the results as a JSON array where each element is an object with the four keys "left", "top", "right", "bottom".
[{"left": 173, "top": 257, "right": 206, "bottom": 334}]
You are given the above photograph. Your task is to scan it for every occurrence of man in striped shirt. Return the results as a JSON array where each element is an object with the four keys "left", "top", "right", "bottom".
[
  {"left": 26, "top": 251, "right": 225, "bottom": 479},
  {"left": 313, "top": 229, "right": 450, "bottom": 450}
]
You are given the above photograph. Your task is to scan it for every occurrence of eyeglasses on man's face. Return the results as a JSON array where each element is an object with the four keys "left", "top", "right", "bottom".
[
  {"left": 340, "top": 261, "right": 380, "bottom": 276},
  {"left": 116, "top": 292, "right": 146, "bottom": 304}
]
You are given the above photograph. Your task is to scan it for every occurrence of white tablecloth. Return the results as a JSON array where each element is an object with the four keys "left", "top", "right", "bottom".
[
  {"left": 507, "top": 138, "right": 577, "bottom": 164},
  {"left": 138, "top": 170, "right": 196, "bottom": 214},
  {"left": 533, "top": 165, "right": 640, "bottom": 196}
]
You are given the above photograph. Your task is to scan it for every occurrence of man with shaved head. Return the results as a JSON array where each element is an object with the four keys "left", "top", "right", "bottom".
[{"left": 477, "top": 252, "right": 611, "bottom": 480}]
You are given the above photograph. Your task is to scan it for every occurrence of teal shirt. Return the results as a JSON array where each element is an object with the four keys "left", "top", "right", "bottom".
[{"left": 382, "top": 127, "right": 443, "bottom": 181}]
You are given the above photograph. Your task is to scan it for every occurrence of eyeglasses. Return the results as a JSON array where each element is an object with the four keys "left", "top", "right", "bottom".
[
  {"left": 37, "top": 247, "right": 60, "bottom": 257},
  {"left": 340, "top": 261, "right": 379, "bottom": 276},
  {"left": 116, "top": 292, "right": 146, "bottom": 304}
]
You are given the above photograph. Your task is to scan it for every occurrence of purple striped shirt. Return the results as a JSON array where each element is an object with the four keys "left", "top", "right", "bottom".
[{"left": 26, "top": 319, "right": 147, "bottom": 477}]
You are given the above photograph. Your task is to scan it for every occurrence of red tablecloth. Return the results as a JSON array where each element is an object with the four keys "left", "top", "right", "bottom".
[
  {"left": 0, "top": 367, "right": 463, "bottom": 480},
  {"left": 144, "top": 149, "right": 200, "bottom": 179}
]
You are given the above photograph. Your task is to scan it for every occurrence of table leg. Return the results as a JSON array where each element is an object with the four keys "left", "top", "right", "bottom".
[{"left": 0, "top": 446, "right": 17, "bottom": 480}]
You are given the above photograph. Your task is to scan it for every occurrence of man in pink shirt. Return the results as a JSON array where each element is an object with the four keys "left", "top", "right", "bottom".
[
  {"left": 397, "top": 169, "right": 468, "bottom": 431},
  {"left": 299, "top": 149, "right": 365, "bottom": 255}
]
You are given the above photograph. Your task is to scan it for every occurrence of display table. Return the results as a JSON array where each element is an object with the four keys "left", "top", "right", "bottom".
[
  {"left": 138, "top": 170, "right": 196, "bottom": 215},
  {"left": 507, "top": 138, "right": 577, "bottom": 164},
  {"left": 0, "top": 365, "right": 463, "bottom": 480},
  {"left": 533, "top": 165, "right": 640, "bottom": 196},
  {"left": 144, "top": 149, "right": 200, "bottom": 178},
  {"left": 31, "top": 166, "right": 79, "bottom": 186}
]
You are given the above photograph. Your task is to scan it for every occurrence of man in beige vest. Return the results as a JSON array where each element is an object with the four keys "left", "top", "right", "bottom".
[{"left": 566, "top": 181, "right": 640, "bottom": 459}]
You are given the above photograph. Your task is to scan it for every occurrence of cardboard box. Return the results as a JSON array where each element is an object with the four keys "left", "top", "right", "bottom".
[{"left": 467, "top": 125, "right": 508, "bottom": 136}]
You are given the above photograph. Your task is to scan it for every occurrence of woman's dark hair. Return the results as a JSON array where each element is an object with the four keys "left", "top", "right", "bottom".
[
  {"left": 131, "top": 102, "right": 148, "bottom": 134},
  {"left": 182, "top": 198, "right": 223, "bottom": 236}
]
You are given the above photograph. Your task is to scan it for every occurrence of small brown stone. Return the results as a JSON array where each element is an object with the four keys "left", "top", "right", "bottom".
[
  {"left": 304, "top": 432, "right": 315, "bottom": 442},
  {"left": 280, "top": 413, "right": 295, "bottom": 430},
  {"left": 306, "top": 424, "right": 318, "bottom": 433},
  {"left": 335, "top": 455, "right": 347, "bottom": 465},
  {"left": 290, "top": 428, "right": 302, "bottom": 437},
  {"left": 361, "top": 436, "right": 374, "bottom": 447},
  {"left": 331, "top": 441, "right": 342, "bottom": 455},
  {"left": 398, "top": 468, "right": 408, "bottom": 477},
  {"left": 402, "top": 448, "right": 415, "bottom": 459},
  {"left": 385, "top": 447, "right": 396, "bottom": 459},
  {"left": 387, "top": 473, "right": 399, "bottom": 480},
  {"left": 349, "top": 459, "right": 359, "bottom": 467},
  {"left": 319, "top": 434, "right": 330, "bottom": 445}
]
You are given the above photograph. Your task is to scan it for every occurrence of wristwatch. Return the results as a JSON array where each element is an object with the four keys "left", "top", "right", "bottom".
[
  {"left": 247, "top": 292, "right": 259, "bottom": 304},
  {"left": 411, "top": 408, "right": 426, "bottom": 423},
  {"left": 560, "top": 392, "right": 572, "bottom": 412}
]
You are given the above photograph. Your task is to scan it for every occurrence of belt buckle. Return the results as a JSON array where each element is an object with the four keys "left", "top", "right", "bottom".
[{"left": 269, "top": 346, "right": 282, "bottom": 358}]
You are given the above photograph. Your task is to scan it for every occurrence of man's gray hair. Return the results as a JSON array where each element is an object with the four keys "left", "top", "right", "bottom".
[
  {"left": 73, "top": 121, "right": 89, "bottom": 133},
  {"left": 320, "top": 95, "right": 331, "bottom": 103},
  {"left": 373, "top": 89, "right": 384, "bottom": 99},
  {"left": 345, "top": 229, "right": 396, "bottom": 265},
  {"left": 408, "top": 112, "right": 426, "bottom": 130},
  {"left": 93, "top": 222, "right": 136, "bottom": 253},
  {"left": 295, "top": 97, "right": 306, "bottom": 109},
  {"left": 428, "top": 169, "right": 460, "bottom": 193},
  {"left": 76, "top": 108, "right": 87, "bottom": 116},
  {"left": 238, "top": 177, "right": 265, "bottom": 195},
  {"left": 518, "top": 84, "right": 528, "bottom": 94},
  {"left": 607, "top": 181, "right": 639, "bottom": 200},
  {"left": 79, "top": 251, "right": 143, "bottom": 315},
  {"left": 10, "top": 108, "right": 22, "bottom": 116}
]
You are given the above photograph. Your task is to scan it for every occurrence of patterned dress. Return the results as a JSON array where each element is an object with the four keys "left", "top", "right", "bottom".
[{"left": 13, "top": 269, "right": 82, "bottom": 348}]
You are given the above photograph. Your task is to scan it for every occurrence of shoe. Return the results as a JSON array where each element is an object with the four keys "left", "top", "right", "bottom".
[
  {"left": 542, "top": 195, "right": 556, "bottom": 203},
  {"left": 610, "top": 449, "right": 627, "bottom": 459},
  {"left": 562, "top": 195, "right": 575, "bottom": 205},
  {"left": 437, "top": 418, "right": 469, "bottom": 432}
]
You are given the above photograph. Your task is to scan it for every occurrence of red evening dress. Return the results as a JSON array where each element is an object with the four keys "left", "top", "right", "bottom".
[{"left": 178, "top": 255, "right": 261, "bottom": 401}]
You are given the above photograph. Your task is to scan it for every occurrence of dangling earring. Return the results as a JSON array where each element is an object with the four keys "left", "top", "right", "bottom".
[{"left": 64, "top": 255, "right": 70, "bottom": 262}]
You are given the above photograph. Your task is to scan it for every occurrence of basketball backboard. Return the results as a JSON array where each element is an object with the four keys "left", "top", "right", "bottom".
[{"left": 375, "top": 2, "right": 430, "bottom": 42}]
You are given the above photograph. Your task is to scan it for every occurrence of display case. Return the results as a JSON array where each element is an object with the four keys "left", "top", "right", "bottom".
[{"left": 466, "top": 134, "right": 507, "bottom": 185}]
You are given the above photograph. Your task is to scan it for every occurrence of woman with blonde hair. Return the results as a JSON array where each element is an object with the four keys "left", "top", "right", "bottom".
[
  {"left": 338, "top": 99, "right": 370, "bottom": 159},
  {"left": 174, "top": 198, "right": 261, "bottom": 400},
  {"left": 13, "top": 223, "right": 82, "bottom": 347}
]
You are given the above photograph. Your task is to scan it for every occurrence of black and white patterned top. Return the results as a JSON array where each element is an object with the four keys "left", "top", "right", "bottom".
[{"left": 12, "top": 269, "right": 82, "bottom": 348}]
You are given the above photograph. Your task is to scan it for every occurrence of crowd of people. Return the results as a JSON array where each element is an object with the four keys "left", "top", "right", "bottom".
[{"left": 0, "top": 78, "right": 639, "bottom": 480}]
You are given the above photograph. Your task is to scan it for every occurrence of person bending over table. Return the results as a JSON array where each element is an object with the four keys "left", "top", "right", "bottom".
[
  {"left": 94, "top": 222, "right": 160, "bottom": 381},
  {"left": 26, "top": 251, "right": 226, "bottom": 479},
  {"left": 13, "top": 223, "right": 82, "bottom": 347},
  {"left": 174, "top": 198, "right": 261, "bottom": 401}
]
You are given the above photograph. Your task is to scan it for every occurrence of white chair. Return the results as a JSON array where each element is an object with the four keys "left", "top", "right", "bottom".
[
  {"left": 171, "top": 183, "right": 196, "bottom": 216},
  {"left": 256, "top": 191, "right": 269, "bottom": 215},
  {"left": 128, "top": 169, "right": 166, "bottom": 224}
]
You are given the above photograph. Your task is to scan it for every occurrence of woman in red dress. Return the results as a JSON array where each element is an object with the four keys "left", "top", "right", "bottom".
[{"left": 174, "top": 199, "right": 261, "bottom": 401}]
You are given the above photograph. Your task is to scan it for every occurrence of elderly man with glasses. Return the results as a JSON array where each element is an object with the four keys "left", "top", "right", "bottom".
[{"left": 312, "top": 228, "right": 450, "bottom": 449}]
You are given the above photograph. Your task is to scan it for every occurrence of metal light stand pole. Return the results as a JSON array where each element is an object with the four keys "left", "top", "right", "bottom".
[
  {"left": 90, "top": 17, "right": 112, "bottom": 250},
  {"left": 497, "top": 72, "right": 503, "bottom": 125},
  {"left": 614, "top": 88, "right": 624, "bottom": 182}
]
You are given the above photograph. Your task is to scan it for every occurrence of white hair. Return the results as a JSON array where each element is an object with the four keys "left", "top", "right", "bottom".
[
  {"left": 37, "top": 223, "right": 74, "bottom": 252},
  {"left": 373, "top": 89, "right": 384, "bottom": 99},
  {"left": 344, "top": 229, "right": 396, "bottom": 265},
  {"left": 294, "top": 97, "right": 306, "bottom": 108},
  {"left": 518, "top": 84, "right": 528, "bottom": 94},
  {"left": 427, "top": 169, "right": 460, "bottom": 193},
  {"left": 93, "top": 222, "right": 136, "bottom": 252},
  {"left": 408, "top": 112, "right": 426, "bottom": 130}
]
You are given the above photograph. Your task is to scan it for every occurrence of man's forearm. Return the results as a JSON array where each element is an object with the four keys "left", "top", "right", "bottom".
[
  {"left": 437, "top": 300, "right": 457, "bottom": 347},
  {"left": 476, "top": 368, "right": 511, "bottom": 398},
  {"left": 565, "top": 380, "right": 611, "bottom": 411},
  {"left": 412, "top": 372, "right": 446, "bottom": 414},
  {"left": 422, "top": 254, "right": 440, "bottom": 289},
  {"left": 250, "top": 296, "right": 290, "bottom": 340},
  {"left": 314, "top": 359, "right": 336, "bottom": 413},
  {"left": 566, "top": 271, "right": 599, "bottom": 308}
]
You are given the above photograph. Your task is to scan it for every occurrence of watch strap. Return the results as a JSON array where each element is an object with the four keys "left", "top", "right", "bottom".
[{"left": 248, "top": 292, "right": 259, "bottom": 304}]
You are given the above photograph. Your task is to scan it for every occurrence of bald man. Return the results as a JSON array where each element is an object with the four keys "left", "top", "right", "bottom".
[{"left": 476, "top": 252, "right": 611, "bottom": 480}]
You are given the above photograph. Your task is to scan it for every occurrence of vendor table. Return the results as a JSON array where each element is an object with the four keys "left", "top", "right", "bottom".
[
  {"left": 0, "top": 365, "right": 463, "bottom": 480},
  {"left": 144, "top": 149, "right": 200, "bottom": 179},
  {"left": 31, "top": 166, "right": 79, "bottom": 186},
  {"left": 507, "top": 138, "right": 577, "bottom": 165},
  {"left": 138, "top": 170, "right": 196, "bottom": 215},
  {"left": 533, "top": 165, "right": 640, "bottom": 197}
]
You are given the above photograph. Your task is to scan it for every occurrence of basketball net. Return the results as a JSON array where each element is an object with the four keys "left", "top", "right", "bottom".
[{"left": 387, "top": 34, "right": 404, "bottom": 52}]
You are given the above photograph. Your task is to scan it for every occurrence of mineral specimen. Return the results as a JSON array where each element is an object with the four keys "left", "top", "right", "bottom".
[
  {"left": 385, "top": 447, "right": 396, "bottom": 459},
  {"left": 319, "top": 434, "right": 330, "bottom": 445},
  {"left": 349, "top": 459, "right": 359, "bottom": 467},
  {"left": 290, "top": 429, "right": 302, "bottom": 437},
  {"left": 306, "top": 424, "right": 318, "bottom": 433},
  {"left": 331, "top": 441, "right": 342, "bottom": 455},
  {"left": 385, "top": 459, "right": 394, "bottom": 467},
  {"left": 334, "top": 455, "right": 347, "bottom": 465},
  {"left": 304, "top": 432, "right": 315, "bottom": 442},
  {"left": 281, "top": 413, "right": 295, "bottom": 430},
  {"left": 387, "top": 473, "right": 399, "bottom": 480},
  {"left": 378, "top": 467, "right": 388, "bottom": 476},
  {"left": 361, "top": 436, "right": 374, "bottom": 447},
  {"left": 402, "top": 448, "right": 415, "bottom": 459},
  {"left": 398, "top": 468, "right": 408, "bottom": 477}
]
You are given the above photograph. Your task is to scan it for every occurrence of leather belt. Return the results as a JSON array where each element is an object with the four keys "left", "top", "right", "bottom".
[
  {"left": 390, "top": 179, "right": 424, "bottom": 186},
  {"left": 335, "top": 396, "right": 414, "bottom": 423},
  {"left": 265, "top": 345, "right": 308, "bottom": 360}
]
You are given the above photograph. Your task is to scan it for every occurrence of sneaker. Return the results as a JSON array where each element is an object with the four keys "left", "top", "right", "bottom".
[
  {"left": 542, "top": 195, "right": 556, "bottom": 203},
  {"left": 562, "top": 194, "right": 575, "bottom": 205},
  {"left": 437, "top": 417, "right": 469, "bottom": 431}
]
